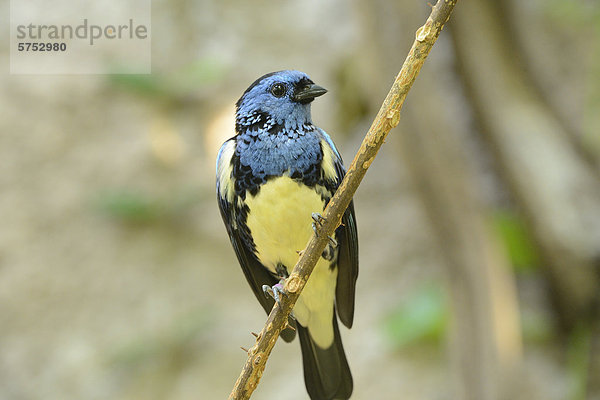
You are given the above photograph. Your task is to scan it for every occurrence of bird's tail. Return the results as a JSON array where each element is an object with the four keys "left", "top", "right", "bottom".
[{"left": 297, "top": 313, "right": 353, "bottom": 400}]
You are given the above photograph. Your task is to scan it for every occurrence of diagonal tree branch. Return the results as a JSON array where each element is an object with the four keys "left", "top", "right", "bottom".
[{"left": 228, "top": 1, "right": 459, "bottom": 398}]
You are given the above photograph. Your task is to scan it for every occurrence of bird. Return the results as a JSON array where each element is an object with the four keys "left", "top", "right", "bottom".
[{"left": 216, "top": 70, "right": 358, "bottom": 400}]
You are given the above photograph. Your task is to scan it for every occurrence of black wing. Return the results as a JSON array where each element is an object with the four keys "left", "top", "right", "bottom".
[
  {"left": 216, "top": 139, "right": 296, "bottom": 341},
  {"left": 335, "top": 200, "right": 359, "bottom": 328},
  {"left": 318, "top": 131, "right": 359, "bottom": 329}
]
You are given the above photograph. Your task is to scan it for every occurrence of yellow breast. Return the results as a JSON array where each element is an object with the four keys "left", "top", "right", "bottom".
[
  {"left": 245, "top": 176, "right": 325, "bottom": 271},
  {"left": 244, "top": 176, "right": 337, "bottom": 348}
]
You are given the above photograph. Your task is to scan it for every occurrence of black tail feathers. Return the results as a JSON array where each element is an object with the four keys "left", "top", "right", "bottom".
[{"left": 297, "top": 315, "right": 352, "bottom": 400}]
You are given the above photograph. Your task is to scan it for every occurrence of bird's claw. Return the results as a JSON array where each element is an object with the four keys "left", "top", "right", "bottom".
[
  {"left": 312, "top": 212, "right": 326, "bottom": 223},
  {"left": 328, "top": 235, "right": 337, "bottom": 247},
  {"left": 312, "top": 212, "right": 326, "bottom": 226},
  {"left": 312, "top": 212, "right": 327, "bottom": 235},
  {"left": 311, "top": 213, "right": 337, "bottom": 246},
  {"left": 262, "top": 281, "right": 287, "bottom": 305}
]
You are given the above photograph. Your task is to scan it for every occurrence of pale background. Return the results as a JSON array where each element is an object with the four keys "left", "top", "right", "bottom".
[{"left": 1, "top": 0, "right": 599, "bottom": 399}]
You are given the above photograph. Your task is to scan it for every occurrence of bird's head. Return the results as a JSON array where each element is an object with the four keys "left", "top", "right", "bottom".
[{"left": 235, "top": 70, "right": 327, "bottom": 129}]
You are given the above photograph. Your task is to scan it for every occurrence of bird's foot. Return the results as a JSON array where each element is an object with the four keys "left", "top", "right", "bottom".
[
  {"left": 311, "top": 212, "right": 326, "bottom": 233},
  {"left": 262, "top": 280, "right": 287, "bottom": 305},
  {"left": 322, "top": 244, "right": 336, "bottom": 261},
  {"left": 327, "top": 234, "right": 338, "bottom": 247},
  {"left": 312, "top": 212, "right": 326, "bottom": 224},
  {"left": 311, "top": 212, "right": 337, "bottom": 247}
]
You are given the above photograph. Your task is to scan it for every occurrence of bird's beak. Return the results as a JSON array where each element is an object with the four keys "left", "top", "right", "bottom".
[{"left": 293, "top": 84, "right": 328, "bottom": 103}]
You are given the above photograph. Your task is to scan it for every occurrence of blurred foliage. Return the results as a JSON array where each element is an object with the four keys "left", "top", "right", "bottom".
[
  {"left": 107, "top": 308, "right": 214, "bottom": 400},
  {"left": 545, "top": 0, "right": 600, "bottom": 25},
  {"left": 5, "top": 0, "right": 598, "bottom": 398},
  {"left": 492, "top": 210, "right": 541, "bottom": 273},
  {"left": 566, "top": 326, "right": 593, "bottom": 400},
  {"left": 545, "top": 0, "right": 600, "bottom": 159},
  {"left": 109, "top": 308, "right": 213, "bottom": 370},
  {"left": 383, "top": 284, "right": 448, "bottom": 349},
  {"left": 93, "top": 188, "right": 202, "bottom": 224},
  {"left": 520, "top": 309, "right": 553, "bottom": 344},
  {"left": 108, "top": 57, "right": 228, "bottom": 100},
  {"left": 333, "top": 59, "right": 371, "bottom": 135}
]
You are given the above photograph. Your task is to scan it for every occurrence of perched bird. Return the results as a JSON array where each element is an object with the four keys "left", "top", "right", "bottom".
[{"left": 216, "top": 70, "right": 358, "bottom": 400}]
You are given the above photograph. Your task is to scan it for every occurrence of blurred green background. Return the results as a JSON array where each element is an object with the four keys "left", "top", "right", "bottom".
[{"left": 2, "top": 0, "right": 600, "bottom": 399}]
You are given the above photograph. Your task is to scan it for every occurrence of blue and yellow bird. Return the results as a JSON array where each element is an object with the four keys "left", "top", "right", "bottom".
[{"left": 216, "top": 70, "right": 359, "bottom": 400}]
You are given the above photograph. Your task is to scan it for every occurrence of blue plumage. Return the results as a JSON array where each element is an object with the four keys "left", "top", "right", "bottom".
[{"left": 217, "top": 70, "right": 358, "bottom": 400}]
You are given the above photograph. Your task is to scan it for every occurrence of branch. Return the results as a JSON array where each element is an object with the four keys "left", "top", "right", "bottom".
[{"left": 228, "top": 2, "right": 459, "bottom": 398}]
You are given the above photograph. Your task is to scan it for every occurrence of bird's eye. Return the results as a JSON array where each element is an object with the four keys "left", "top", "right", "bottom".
[{"left": 270, "top": 83, "right": 287, "bottom": 98}]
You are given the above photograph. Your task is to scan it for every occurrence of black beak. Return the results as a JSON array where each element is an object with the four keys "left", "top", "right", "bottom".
[{"left": 292, "top": 84, "right": 328, "bottom": 104}]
